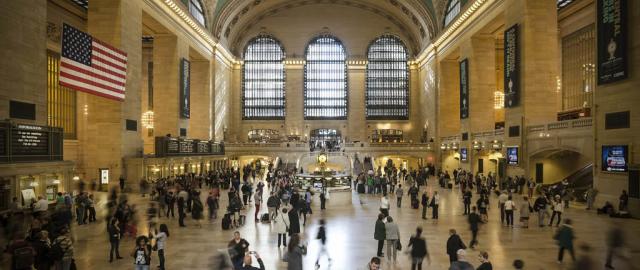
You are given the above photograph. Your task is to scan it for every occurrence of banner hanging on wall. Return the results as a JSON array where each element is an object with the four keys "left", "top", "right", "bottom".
[
  {"left": 459, "top": 59, "right": 469, "bottom": 119},
  {"left": 504, "top": 24, "right": 519, "bottom": 108},
  {"left": 597, "top": 0, "right": 627, "bottom": 85},
  {"left": 180, "top": 58, "right": 191, "bottom": 119}
]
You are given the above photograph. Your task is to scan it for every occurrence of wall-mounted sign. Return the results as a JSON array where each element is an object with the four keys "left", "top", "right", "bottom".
[
  {"left": 602, "top": 145, "right": 628, "bottom": 172},
  {"left": 155, "top": 137, "right": 224, "bottom": 157},
  {"left": 460, "top": 148, "right": 468, "bottom": 162},
  {"left": 180, "top": 58, "right": 191, "bottom": 119},
  {"left": 597, "top": 0, "right": 627, "bottom": 84},
  {"left": 21, "top": 189, "right": 36, "bottom": 205},
  {"left": 99, "top": 168, "right": 109, "bottom": 184},
  {"left": 504, "top": 24, "right": 519, "bottom": 108},
  {"left": 460, "top": 59, "right": 469, "bottom": 119},
  {"left": 507, "top": 147, "right": 519, "bottom": 165},
  {"left": 1, "top": 122, "right": 63, "bottom": 163}
]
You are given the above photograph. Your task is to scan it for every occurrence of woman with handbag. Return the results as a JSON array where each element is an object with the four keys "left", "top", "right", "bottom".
[
  {"left": 384, "top": 216, "right": 401, "bottom": 263},
  {"left": 153, "top": 224, "right": 169, "bottom": 270},
  {"left": 275, "top": 208, "right": 290, "bottom": 248}
]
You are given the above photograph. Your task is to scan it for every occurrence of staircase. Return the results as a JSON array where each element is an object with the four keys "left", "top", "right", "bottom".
[{"left": 543, "top": 163, "right": 593, "bottom": 202}]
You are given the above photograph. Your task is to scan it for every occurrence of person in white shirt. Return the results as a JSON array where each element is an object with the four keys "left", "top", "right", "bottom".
[
  {"left": 380, "top": 194, "right": 390, "bottom": 217},
  {"left": 504, "top": 195, "right": 516, "bottom": 227},
  {"left": 34, "top": 196, "right": 49, "bottom": 217},
  {"left": 549, "top": 195, "right": 564, "bottom": 227},
  {"left": 498, "top": 191, "right": 509, "bottom": 225}
]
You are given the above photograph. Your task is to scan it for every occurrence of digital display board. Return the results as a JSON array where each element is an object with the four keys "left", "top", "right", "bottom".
[
  {"left": 507, "top": 147, "right": 519, "bottom": 165},
  {"left": 602, "top": 145, "right": 628, "bottom": 172},
  {"left": 460, "top": 148, "right": 468, "bottom": 162}
]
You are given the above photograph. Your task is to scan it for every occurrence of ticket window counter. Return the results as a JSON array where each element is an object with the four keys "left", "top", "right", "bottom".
[{"left": 18, "top": 175, "right": 63, "bottom": 206}]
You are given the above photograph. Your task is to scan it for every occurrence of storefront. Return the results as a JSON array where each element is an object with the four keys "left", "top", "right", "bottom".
[{"left": 0, "top": 161, "right": 74, "bottom": 211}]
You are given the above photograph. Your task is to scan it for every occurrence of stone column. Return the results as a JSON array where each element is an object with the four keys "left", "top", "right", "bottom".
[
  {"left": 437, "top": 59, "right": 461, "bottom": 137},
  {"left": 284, "top": 63, "right": 304, "bottom": 140},
  {"left": 82, "top": 0, "right": 142, "bottom": 187},
  {"left": 348, "top": 66, "right": 366, "bottom": 142},
  {"left": 460, "top": 36, "right": 497, "bottom": 173},
  {"left": 504, "top": 0, "right": 560, "bottom": 178},
  {"left": 0, "top": 0, "right": 47, "bottom": 124},
  {"left": 152, "top": 35, "right": 189, "bottom": 138},
  {"left": 189, "top": 59, "right": 212, "bottom": 140}
]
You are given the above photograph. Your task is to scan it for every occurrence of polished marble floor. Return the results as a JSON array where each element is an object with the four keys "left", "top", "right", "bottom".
[{"left": 3, "top": 178, "right": 640, "bottom": 270}]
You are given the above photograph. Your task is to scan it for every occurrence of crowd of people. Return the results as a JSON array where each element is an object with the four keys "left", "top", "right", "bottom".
[{"left": 0, "top": 159, "right": 633, "bottom": 270}]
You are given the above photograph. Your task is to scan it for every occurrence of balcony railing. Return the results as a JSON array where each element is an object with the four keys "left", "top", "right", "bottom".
[{"left": 527, "top": 118, "right": 592, "bottom": 133}]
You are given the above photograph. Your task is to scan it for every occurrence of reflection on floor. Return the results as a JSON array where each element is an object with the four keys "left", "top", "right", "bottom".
[{"left": 4, "top": 178, "right": 640, "bottom": 270}]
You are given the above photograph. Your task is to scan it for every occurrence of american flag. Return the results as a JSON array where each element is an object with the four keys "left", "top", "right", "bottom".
[{"left": 60, "top": 23, "right": 127, "bottom": 101}]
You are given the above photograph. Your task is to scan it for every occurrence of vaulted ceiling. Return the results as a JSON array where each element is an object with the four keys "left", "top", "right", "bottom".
[{"left": 209, "top": 0, "right": 452, "bottom": 57}]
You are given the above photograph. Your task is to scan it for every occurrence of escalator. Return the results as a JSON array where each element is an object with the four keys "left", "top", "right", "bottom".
[{"left": 542, "top": 163, "right": 593, "bottom": 202}]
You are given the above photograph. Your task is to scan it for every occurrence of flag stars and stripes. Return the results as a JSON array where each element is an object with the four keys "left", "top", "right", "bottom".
[{"left": 60, "top": 23, "right": 127, "bottom": 101}]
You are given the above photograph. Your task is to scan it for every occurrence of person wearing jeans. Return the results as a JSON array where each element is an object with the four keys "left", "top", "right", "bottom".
[
  {"left": 504, "top": 196, "right": 516, "bottom": 227},
  {"left": 132, "top": 236, "right": 152, "bottom": 270},
  {"left": 108, "top": 218, "right": 122, "bottom": 262},
  {"left": 153, "top": 224, "right": 169, "bottom": 270},
  {"left": 374, "top": 214, "right": 386, "bottom": 257},
  {"left": 384, "top": 216, "right": 400, "bottom": 263},
  {"left": 549, "top": 196, "right": 564, "bottom": 227}
]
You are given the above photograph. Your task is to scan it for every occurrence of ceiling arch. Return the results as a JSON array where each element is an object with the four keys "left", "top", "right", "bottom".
[{"left": 212, "top": 0, "right": 438, "bottom": 57}]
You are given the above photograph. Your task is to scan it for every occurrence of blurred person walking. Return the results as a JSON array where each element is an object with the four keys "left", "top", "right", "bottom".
[
  {"left": 554, "top": 219, "right": 575, "bottom": 264},
  {"left": 408, "top": 227, "right": 429, "bottom": 270}
]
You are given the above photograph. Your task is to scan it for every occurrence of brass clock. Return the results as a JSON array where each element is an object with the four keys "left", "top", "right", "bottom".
[{"left": 318, "top": 153, "right": 328, "bottom": 163}]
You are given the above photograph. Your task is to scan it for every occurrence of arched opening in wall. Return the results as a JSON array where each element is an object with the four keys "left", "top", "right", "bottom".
[
  {"left": 373, "top": 155, "right": 422, "bottom": 174},
  {"left": 529, "top": 149, "right": 593, "bottom": 201},
  {"left": 309, "top": 129, "right": 342, "bottom": 152},
  {"left": 235, "top": 155, "right": 274, "bottom": 181}
]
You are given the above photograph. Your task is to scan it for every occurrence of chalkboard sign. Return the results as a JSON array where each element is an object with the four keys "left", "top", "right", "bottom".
[
  {"left": 167, "top": 139, "right": 179, "bottom": 153},
  {"left": 12, "top": 125, "right": 49, "bottom": 156},
  {"left": 0, "top": 121, "right": 63, "bottom": 163},
  {"left": 597, "top": 0, "right": 627, "bottom": 84},
  {"left": 460, "top": 59, "right": 469, "bottom": 119},
  {"left": 155, "top": 136, "right": 223, "bottom": 157},
  {"left": 504, "top": 24, "right": 520, "bottom": 108},
  {"left": 197, "top": 141, "right": 210, "bottom": 153},
  {"left": 179, "top": 140, "right": 194, "bottom": 153}
]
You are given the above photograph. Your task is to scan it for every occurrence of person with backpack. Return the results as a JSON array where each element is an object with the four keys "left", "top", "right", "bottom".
[
  {"left": 266, "top": 192, "right": 280, "bottom": 220},
  {"left": 7, "top": 233, "right": 35, "bottom": 270},
  {"left": 108, "top": 218, "right": 123, "bottom": 262},
  {"left": 132, "top": 236, "right": 152, "bottom": 270},
  {"left": 408, "top": 227, "right": 429, "bottom": 270},
  {"left": 52, "top": 226, "right": 74, "bottom": 270}
]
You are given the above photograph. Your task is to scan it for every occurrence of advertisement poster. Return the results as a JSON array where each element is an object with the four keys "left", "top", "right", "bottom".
[
  {"left": 602, "top": 145, "right": 628, "bottom": 172},
  {"left": 597, "top": 0, "right": 627, "bottom": 84},
  {"left": 459, "top": 59, "right": 469, "bottom": 119},
  {"left": 99, "top": 168, "right": 109, "bottom": 184},
  {"left": 180, "top": 58, "right": 191, "bottom": 118},
  {"left": 504, "top": 24, "right": 519, "bottom": 108},
  {"left": 460, "top": 148, "right": 468, "bottom": 162},
  {"left": 507, "top": 147, "right": 518, "bottom": 165}
]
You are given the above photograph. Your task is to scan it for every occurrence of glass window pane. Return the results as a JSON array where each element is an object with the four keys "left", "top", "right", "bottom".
[
  {"left": 365, "top": 35, "right": 409, "bottom": 120},
  {"left": 242, "top": 35, "right": 286, "bottom": 119},
  {"left": 304, "top": 35, "right": 348, "bottom": 120}
]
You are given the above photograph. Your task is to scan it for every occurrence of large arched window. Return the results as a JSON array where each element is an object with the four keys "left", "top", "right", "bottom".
[
  {"left": 444, "top": 0, "right": 461, "bottom": 27},
  {"left": 182, "top": 0, "right": 206, "bottom": 26},
  {"left": 304, "top": 35, "right": 348, "bottom": 120},
  {"left": 366, "top": 35, "right": 409, "bottom": 120},
  {"left": 242, "top": 35, "right": 286, "bottom": 119}
]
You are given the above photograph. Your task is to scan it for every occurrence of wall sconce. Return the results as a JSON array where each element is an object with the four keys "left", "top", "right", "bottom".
[
  {"left": 440, "top": 143, "right": 447, "bottom": 150},
  {"left": 72, "top": 176, "right": 80, "bottom": 181}
]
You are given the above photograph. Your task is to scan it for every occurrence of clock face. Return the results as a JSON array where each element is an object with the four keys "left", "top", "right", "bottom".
[{"left": 318, "top": 154, "right": 327, "bottom": 163}]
